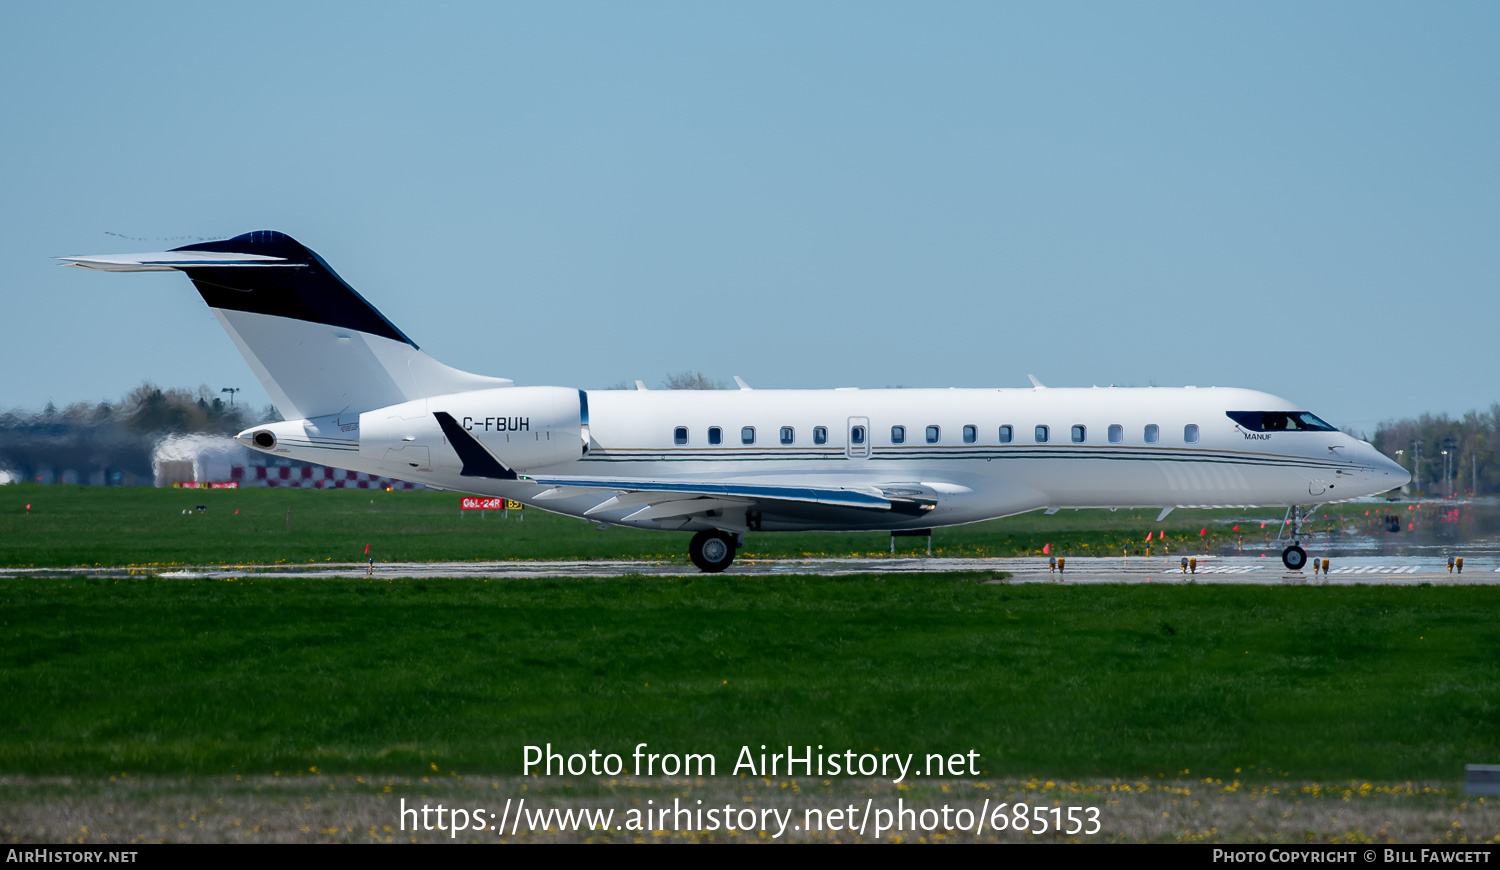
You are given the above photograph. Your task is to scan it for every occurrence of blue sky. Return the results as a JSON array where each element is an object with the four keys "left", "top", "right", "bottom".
[{"left": 2, "top": 2, "right": 1495, "bottom": 435}]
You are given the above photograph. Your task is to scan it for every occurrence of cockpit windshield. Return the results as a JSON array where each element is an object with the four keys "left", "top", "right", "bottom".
[{"left": 1226, "top": 411, "right": 1338, "bottom": 433}]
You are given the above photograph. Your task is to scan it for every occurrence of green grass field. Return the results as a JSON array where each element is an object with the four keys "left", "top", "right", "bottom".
[
  {"left": 3, "top": 484, "right": 1492, "bottom": 797},
  {"left": 2, "top": 572, "right": 1496, "bottom": 783},
  {"left": 0, "top": 483, "right": 1353, "bottom": 567}
]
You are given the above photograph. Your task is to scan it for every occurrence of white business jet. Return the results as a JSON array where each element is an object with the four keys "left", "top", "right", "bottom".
[{"left": 62, "top": 231, "right": 1409, "bottom": 572}]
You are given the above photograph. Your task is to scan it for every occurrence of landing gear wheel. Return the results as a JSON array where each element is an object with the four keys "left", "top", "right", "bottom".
[
  {"left": 1282, "top": 544, "right": 1307, "bottom": 571},
  {"left": 690, "top": 530, "right": 737, "bottom": 573}
]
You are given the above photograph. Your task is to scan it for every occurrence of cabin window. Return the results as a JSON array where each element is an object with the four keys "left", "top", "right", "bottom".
[
  {"left": 1145, "top": 424, "right": 1159, "bottom": 444},
  {"left": 708, "top": 426, "right": 722, "bottom": 446},
  {"left": 999, "top": 425, "right": 1013, "bottom": 443},
  {"left": 741, "top": 426, "right": 755, "bottom": 445},
  {"left": 926, "top": 425, "right": 940, "bottom": 444},
  {"left": 780, "top": 426, "right": 795, "bottom": 445},
  {"left": 1035, "top": 425, "right": 1049, "bottom": 443},
  {"left": 962, "top": 425, "right": 977, "bottom": 444},
  {"left": 673, "top": 426, "right": 688, "bottom": 446},
  {"left": 813, "top": 426, "right": 828, "bottom": 445},
  {"left": 1185, "top": 424, "right": 1200, "bottom": 443},
  {"left": 1108, "top": 424, "right": 1123, "bottom": 443},
  {"left": 851, "top": 426, "right": 866, "bottom": 445},
  {"left": 891, "top": 425, "right": 906, "bottom": 444},
  {"left": 1071, "top": 425, "right": 1086, "bottom": 443}
]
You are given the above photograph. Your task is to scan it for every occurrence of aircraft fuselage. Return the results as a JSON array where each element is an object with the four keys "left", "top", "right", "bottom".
[{"left": 247, "top": 384, "right": 1405, "bottom": 533}]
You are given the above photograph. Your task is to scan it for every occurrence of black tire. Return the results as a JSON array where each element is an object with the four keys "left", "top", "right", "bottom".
[
  {"left": 689, "top": 530, "right": 736, "bottom": 573},
  {"left": 1282, "top": 545, "right": 1307, "bottom": 571}
]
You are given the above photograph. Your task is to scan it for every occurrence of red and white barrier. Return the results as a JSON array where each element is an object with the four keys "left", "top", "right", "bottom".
[{"left": 227, "top": 465, "right": 423, "bottom": 490}]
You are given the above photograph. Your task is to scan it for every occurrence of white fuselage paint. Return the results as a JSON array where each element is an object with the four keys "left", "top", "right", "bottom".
[{"left": 252, "top": 384, "right": 1408, "bottom": 534}]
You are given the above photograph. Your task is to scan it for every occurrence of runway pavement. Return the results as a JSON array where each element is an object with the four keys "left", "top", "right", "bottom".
[{"left": 5, "top": 553, "right": 1493, "bottom": 583}]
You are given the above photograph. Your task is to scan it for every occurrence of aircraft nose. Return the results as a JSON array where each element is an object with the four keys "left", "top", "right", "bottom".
[
  {"left": 1370, "top": 445, "right": 1410, "bottom": 489},
  {"left": 1386, "top": 453, "right": 1412, "bottom": 489}
]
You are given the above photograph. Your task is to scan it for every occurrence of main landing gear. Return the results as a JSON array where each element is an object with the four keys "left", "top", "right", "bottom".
[
  {"left": 689, "top": 530, "right": 738, "bottom": 573},
  {"left": 1277, "top": 505, "right": 1319, "bottom": 571}
]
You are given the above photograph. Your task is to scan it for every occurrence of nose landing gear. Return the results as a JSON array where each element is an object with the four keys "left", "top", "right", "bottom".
[{"left": 1277, "top": 504, "right": 1319, "bottom": 571}]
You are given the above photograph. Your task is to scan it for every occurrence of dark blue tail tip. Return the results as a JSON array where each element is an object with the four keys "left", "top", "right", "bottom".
[
  {"left": 164, "top": 231, "right": 416, "bottom": 347},
  {"left": 173, "top": 230, "right": 311, "bottom": 261}
]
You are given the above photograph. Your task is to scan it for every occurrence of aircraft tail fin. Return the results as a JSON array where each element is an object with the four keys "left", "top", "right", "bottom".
[{"left": 62, "top": 231, "right": 512, "bottom": 420}]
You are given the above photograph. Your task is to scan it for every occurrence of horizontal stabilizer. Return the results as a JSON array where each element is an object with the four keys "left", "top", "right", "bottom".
[{"left": 58, "top": 250, "right": 299, "bottom": 271}]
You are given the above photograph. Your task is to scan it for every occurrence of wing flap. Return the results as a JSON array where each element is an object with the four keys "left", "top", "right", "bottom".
[
  {"left": 532, "top": 486, "right": 599, "bottom": 501},
  {"left": 583, "top": 490, "right": 720, "bottom": 517},
  {"left": 621, "top": 497, "right": 749, "bottom": 522}
]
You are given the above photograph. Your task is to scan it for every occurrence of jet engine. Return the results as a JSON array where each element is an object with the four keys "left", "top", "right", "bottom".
[{"left": 359, "top": 387, "right": 586, "bottom": 477}]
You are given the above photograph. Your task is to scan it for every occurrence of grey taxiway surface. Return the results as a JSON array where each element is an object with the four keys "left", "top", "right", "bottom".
[{"left": 6, "top": 555, "right": 1495, "bottom": 583}]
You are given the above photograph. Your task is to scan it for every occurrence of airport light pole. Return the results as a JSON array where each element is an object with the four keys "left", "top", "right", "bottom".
[
  {"left": 221, "top": 387, "right": 240, "bottom": 407},
  {"left": 1443, "top": 437, "right": 1457, "bottom": 499}
]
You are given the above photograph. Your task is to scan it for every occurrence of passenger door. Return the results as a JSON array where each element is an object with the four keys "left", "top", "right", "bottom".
[{"left": 846, "top": 417, "right": 870, "bottom": 460}]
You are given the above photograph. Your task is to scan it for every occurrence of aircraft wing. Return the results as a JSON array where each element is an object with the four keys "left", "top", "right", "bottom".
[{"left": 526, "top": 475, "right": 938, "bottom": 519}]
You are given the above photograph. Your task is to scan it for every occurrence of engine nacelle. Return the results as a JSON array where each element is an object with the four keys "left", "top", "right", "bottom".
[{"left": 359, "top": 386, "right": 585, "bottom": 477}]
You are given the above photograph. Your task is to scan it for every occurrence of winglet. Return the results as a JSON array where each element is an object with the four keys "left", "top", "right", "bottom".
[
  {"left": 433, "top": 412, "right": 518, "bottom": 479},
  {"left": 1027, "top": 374, "right": 1046, "bottom": 389},
  {"left": 733, "top": 376, "right": 753, "bottom": 391},
  {"left": 1156, "top": 506, "right": 1174, "bottom": 522},
  {"left": 634, "top": 380, "right": 650, "bottom": 391}
]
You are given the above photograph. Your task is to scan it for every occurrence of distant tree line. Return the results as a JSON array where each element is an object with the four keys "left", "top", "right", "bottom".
[
  {"left": 1372, "top": 405, "right": 1499, "bottom": 497},
  {"left": 0, "top": 383, "right": 279, "bottom": 485}
]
